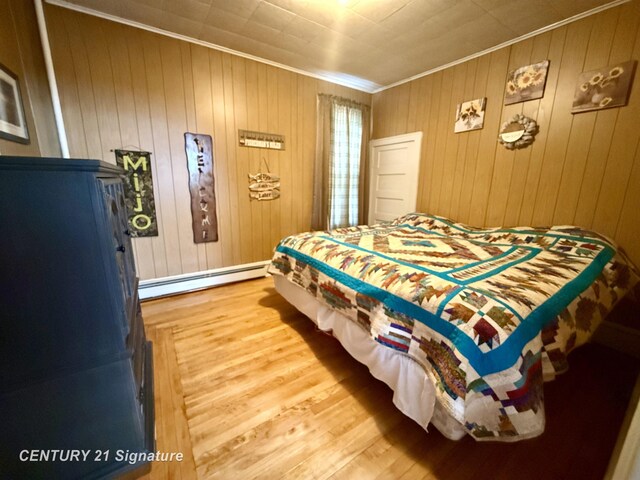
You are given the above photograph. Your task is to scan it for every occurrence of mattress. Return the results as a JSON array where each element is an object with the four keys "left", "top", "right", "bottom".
[{"left": 269, "top": 213, "right": 639, "bottom": 441}]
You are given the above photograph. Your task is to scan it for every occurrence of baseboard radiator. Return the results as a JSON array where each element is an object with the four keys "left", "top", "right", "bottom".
[{"left": 138, "top": 260, "right": 270, "bottom": 300}]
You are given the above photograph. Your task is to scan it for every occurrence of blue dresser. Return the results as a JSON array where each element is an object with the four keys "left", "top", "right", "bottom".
[{"left": 0, "top": 156, "right": 154, "bottom": 478}]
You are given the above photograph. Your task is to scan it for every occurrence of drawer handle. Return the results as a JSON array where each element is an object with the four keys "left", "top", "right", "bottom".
[{"left": 117, "top": 245, "right": 126, "bottom": 253}]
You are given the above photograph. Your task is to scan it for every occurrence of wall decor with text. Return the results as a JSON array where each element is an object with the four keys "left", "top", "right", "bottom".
[
  {"left": 115, "top": 149, "right": 158, "bottom": 237},
  {"left": 184, "top": 133, "right": 218, "bottom": 243},
  {"left": 239, "top": 129, "right": 285, "bottom": 150},
  {"left": 498, "top": 114, "right": 538, "bottom": 150},
  {"left": 248, "top": 171, "right": 281, "bottom": 201}
]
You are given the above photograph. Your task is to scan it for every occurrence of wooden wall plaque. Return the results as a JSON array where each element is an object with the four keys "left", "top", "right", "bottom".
[
  {"left": 239, "top": 129, "right": 285, "bottom": 150},
  {"left": 184, "top": 133, "right": 218, "bottom": 243}
]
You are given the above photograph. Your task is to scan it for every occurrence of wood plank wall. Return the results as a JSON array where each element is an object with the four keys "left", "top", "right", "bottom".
[
  {"left": 44, "top": 4, "right": 370, "bottom": 281},
  {"left": 0, "top": 0, "right": 59, "bottom": 157},
  {"left": 372, "top": 0, "right": 640, "bottom": 268}
]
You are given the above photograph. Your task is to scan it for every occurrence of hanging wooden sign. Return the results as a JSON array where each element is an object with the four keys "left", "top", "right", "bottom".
[
  {"left": 239, "top": 129, "right": 285, "bottom": 150},
  {"left": 249, "top": 181, "right": 281, "bottom": 192},
  {"left": 250, "top": 190, "right": 281, "bottom": 201},
  {"left": 248, "top": 158, "right": 280, "bottom": 201},
  {"left": 114, "top": 149, "right": 158, "bottom": 237},
  {"left": 184, "top": 133, "right": 218, "bottom": 243},
  {"left": 249, "top": 172, "right": 280, "bottom": 182}
]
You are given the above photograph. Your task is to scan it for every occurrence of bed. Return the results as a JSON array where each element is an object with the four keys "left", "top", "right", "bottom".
[{"left": 268, "top": 213, "right": 639, "bottom": 441}]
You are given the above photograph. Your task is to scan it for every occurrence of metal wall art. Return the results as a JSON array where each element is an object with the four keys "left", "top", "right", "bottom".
[{"left": 184, "top": 133, "right": 218, "bottom": 243}]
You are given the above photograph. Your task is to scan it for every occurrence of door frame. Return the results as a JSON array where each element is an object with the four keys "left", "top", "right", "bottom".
[{"left": 368, "top": 131, "right": 423, "bottom": 225}]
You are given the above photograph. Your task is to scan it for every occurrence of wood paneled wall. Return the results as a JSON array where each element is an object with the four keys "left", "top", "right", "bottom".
[
  {"left": 372, "top": 1, "right": 640, "bottom": 268},
  {"left": 0, "top": 0, "right": 59, "bottom": 157},
  {"left": 44, "top": 4, "right": 370, "bottom": 281}
]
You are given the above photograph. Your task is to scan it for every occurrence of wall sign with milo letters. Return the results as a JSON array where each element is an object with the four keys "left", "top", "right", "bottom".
[{"left": 114, "top": 149, "right": 158, "bottom": 237}]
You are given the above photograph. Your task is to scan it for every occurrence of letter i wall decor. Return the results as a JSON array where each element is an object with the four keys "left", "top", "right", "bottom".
[{"left": 184, "top": 133, "right": 219, "bottom": 243}]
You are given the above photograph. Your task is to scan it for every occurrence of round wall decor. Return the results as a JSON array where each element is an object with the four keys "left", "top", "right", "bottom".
[{"left": 498, "top": 114, "right": 538, "bottom": 149}]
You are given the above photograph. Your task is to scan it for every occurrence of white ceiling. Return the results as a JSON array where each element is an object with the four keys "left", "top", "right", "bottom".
[{"left": 48, "top": 0, "right": 624, "bottom": 92}]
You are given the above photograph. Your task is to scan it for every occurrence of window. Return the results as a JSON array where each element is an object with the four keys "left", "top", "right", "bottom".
[
  {"left": 329, "top": 102, "right": 363, "bottom": 229},
  {"left": 312, "top": 95, "right": 370, "bottom": 231}
]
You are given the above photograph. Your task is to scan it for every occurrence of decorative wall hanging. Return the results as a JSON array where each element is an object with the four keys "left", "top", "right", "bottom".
[
  {"left": 454, "top": 97, "right": 486, "bottom": 133},
  {"left": 504, "top": 60, "right": 549, "bottom": 105},
  {"left": 184, "top": 133, "right": 218, "bottom": 243},
  {"left": 239, "top": 129, "right": 285, "bottom": 150},
  {"left": 250, "top": 190, "right": 281, "bottom": 201},
  {"left": 498, "top": 114, "right": 538, "bottom": 150},
  {"left": 249, "top": 159, "right": 280, "bottom": 201},
  {"left": 114, "top": 149, "right": 158, "bottom": 237},
  {"left": 0, "top": 63, "right": 29, "bottom": 144},
  {"left": 571, "top": 60, "right": 636, "bottom": 113}
]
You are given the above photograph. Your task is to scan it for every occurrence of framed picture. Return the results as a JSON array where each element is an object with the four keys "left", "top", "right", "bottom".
[
  {"left": 454, "top": 97, "right": 486, "bottom": 133},
  {"left": 504, "top": 60, "right": 549, "bottom": 105},
  {"left": 571, "top": 60, "right": 636, "bottom": 113},
  {"left": 0, "top": 63, "right": 29, "bottom": 144}
]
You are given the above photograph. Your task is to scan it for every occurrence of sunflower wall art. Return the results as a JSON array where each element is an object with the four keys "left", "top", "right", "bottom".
[
  {"left": 454, "top": 97, "right": 486, "bottom": 133},
  {"left": 504, "top": 60, "right": 549, "bottom": 105},
  {"left": 571, "top": 60, "right": 636, "bottom": 113}
]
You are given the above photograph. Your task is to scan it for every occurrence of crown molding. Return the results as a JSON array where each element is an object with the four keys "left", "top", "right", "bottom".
[
  {"left": 44, "top": 0, "right": 380, "bottom": 93},
  {"left": 45, "top": 0, "right": 630, "bottom": 95},
  {"left": 372, "top": 0, "right": 630, "bottom": 94}
]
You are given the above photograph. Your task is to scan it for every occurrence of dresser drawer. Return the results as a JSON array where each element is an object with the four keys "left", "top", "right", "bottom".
[{"left": 99, "top": 178, "right": 136, "bottom": 318}]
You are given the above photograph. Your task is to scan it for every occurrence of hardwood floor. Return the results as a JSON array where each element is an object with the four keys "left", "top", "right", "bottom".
[{"left": 139, "top": 277, "right": 638, "bottom": 480}]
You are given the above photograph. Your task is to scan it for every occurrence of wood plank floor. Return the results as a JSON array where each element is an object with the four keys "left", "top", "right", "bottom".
[{"left": 138, "top": 277, "right": 639, "bottom": 480}]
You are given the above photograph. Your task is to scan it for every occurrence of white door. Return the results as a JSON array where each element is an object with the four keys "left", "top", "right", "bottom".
[{"left": 368, "top": 132, "right": 422, "bottom": 224}]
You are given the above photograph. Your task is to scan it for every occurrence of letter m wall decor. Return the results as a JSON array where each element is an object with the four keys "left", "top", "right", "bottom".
[{"left": 184, "top": 132, "right": 219, "bottom": 243}]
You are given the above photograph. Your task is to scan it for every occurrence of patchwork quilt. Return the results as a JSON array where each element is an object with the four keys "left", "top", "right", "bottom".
[{"left": 268, "top": 213, "right": 639, "bottom": 441}]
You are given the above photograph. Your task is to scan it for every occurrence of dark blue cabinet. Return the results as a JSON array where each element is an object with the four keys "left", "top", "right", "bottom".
[{"left": 0, "top": 156, "right": 154, "bottom": 478}]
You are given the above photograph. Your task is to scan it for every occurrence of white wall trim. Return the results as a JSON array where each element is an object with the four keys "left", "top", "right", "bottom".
[
  {"left": 43, "top": 0, "right": 379, "bottom": 93},
  {"left": 138, "top": 260, "right": 270, "bottom": 300},
  {"left": 35, "top": 0, "right": 70, "bottom": 157},
  {"left": 43, "top": 0, "right": 628, "bottom": 95},
  {"left": 372, "top": 0, "right": 630, "bottom": 94}
]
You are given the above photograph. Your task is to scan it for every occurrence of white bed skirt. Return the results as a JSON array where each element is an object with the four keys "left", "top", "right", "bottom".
[{"left": 273, "top": 275, "right": 467, "bottom": 440}]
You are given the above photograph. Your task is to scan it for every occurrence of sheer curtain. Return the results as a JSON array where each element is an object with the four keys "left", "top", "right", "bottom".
[{"left": 312, "top": 94, "right": 370, "bottom": 230}]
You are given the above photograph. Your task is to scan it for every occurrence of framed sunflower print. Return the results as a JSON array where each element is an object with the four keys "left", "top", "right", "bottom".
[
  {"left": 0, "top": 63, "right": 29, "bottom": 144},
  {"left": 571, "top": 60, "right": 636, "bottom": 113},
  {"left": 504, "top": 60, "right": 550, "bottom": 105},
  {"left": 454, "top": 97, "right": 486, "bottom": 133}
]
